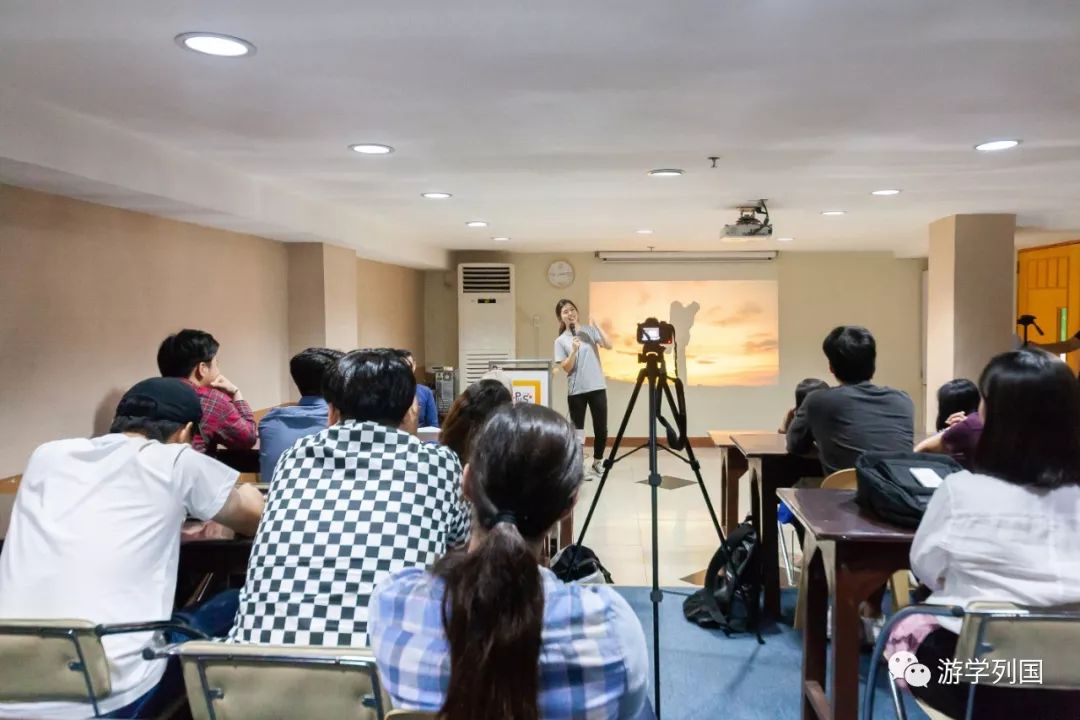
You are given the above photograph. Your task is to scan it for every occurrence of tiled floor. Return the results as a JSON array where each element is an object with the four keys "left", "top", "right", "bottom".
[{"left": 571, "top": 447, "right": 742, "bottom": 586}]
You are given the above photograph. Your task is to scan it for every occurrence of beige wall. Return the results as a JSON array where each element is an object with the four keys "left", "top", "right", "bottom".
[
  {"left": 287, "top": 243, "right": 328, "bottom": 355},
  {"left": 0, "top": 184, "right": 291, "bottom": 476},
  {"left": 426, "top": 250, "right": 926, "bottom": 435},
  {"left": 357, "top": 258, "right": 426, "bottom": 369},
  {"left": 324, "top": 244, "right": 359, "bottom": 351}
]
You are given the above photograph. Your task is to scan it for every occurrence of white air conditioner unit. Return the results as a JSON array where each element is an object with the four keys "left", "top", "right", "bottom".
[
  {"left": 595, "top": 250, "right": 778, "bottom": 263},
  {"left": 458, "top": 263, "right": 516, "bottom": 391}
]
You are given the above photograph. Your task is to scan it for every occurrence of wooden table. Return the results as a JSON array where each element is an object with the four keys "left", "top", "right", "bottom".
[
  {"left": 779, "top": 488, "right": 914, "bottom": 720},
  {"left": 708, "top": 430, "right": 771, "bottom": 533},
  {"left": 732, "top": 433, "right": 822, "bottom": 618}
]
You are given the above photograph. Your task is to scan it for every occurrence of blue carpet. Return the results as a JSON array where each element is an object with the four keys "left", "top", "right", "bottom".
[{"left": 614, "top": 586, "right": 929, "bottom": 720}]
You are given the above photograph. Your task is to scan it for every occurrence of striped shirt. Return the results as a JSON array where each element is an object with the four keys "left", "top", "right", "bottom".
[{"left": 369, "top": 566, "right": 653, "bottom": 719}]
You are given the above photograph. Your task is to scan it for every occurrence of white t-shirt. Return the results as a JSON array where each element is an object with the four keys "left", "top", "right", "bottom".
[
  {"left": 0, "top": 434, "right": 237, "bottom": 719},
  {"left": 911, "top": 469, "right": 1080, "bottom": 633}
]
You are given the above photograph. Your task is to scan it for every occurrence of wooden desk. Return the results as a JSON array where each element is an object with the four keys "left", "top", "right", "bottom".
[
  {"left": 732, "top": 433, "right": 822, "bottom": 618},
  {"left": 0, "top": 493, "right": 14, "bottom": 544},
  {"left": 708, "top": 430, "right": 770, "bottom": 533},
  {"left": 779, "top": 488, "right": 914, "bottom": 720}
]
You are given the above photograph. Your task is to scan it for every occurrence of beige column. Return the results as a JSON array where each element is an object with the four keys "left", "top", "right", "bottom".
[
  {"left": 925, "top": 214, "right": 1016, "bottom": 431},
  {"left": 286, "top": 242, "right": 358, "bottom": 355}
]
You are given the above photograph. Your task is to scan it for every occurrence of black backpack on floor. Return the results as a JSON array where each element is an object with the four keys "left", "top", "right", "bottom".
[
  {"left": 855, "top": 451, "right": 962, "bottom": 528},
  {"left": 682, "top": 518, "right": 764, "bottom": 644},
  {"left": 551, "top": 544, "right": 614, "bottom": 584}
]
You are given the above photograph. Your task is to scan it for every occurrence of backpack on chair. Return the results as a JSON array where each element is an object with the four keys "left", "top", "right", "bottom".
[{"left": 682, "top": 517, "right": 764, "bottom": 643}]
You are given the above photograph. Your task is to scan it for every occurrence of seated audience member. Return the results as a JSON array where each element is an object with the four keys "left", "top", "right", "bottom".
[
  {"left": 778, "top": 377, "right": 829, "bottom": 432},
  {"left": 258, "top": 347, "right": 344, "bottom": 480},
  {"left": 786, "top": 325, "right": 915, "bottom": 474},
  {"left": 0, "top": 378, "right": 264, "bottom": 719},
  {"left": 480, "top": 366, "right": 513, "bottom": 395},
  {"left": 230, "top": 349, "right": 470, "bottom": 648},
  {"left": 399, "top": 349, "right": 439, "bottom": 428},
  {"left": 914, "top": 378, "right": 983, "bottom": 469},
  {"left": 907, "top": 349, "right": 1080, "bottom": 717},
  {"left": 439, "top": 379, "right": 513, "bottom": 462},
  {"left": 370, "top": 404, "right": 651, "bottom": 719},
  {"left": 157, "top": 329, "right": 256, "bottom": 455}
]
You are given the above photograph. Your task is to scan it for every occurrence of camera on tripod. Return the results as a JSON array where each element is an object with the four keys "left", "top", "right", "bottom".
[{"left": 636, "top": 317, "right": 675, "bottom": 347}]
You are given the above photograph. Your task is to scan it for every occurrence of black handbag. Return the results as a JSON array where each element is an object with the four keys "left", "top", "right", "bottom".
[{"left": 854, "top": 451, "right": 962, "bottom": 527}]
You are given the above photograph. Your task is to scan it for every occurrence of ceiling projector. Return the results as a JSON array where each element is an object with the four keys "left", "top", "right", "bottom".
[{"left": 721, "top": 200, "right": 772, "bottom": 241}]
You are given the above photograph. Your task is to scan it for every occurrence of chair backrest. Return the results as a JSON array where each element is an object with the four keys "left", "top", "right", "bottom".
[
  {"left": 180, "top": 641, "right": 389, "bottom": 720},
  {"left": 0, "top": 619, "right": 111, "bottom": 703},
  {"left": 385, "top": 711, "right": 438, "bottom": 719},
  {"left": 821, "top": 468, "right": 857, "bottom": 490},
  {"left": 955, "top": 601, "right": 1080, "bottom": 690}
]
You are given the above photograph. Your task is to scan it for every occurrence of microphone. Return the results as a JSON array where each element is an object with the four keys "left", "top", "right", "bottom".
[{"left": 569, "top": 322, "right": 577, "bottom": 337}]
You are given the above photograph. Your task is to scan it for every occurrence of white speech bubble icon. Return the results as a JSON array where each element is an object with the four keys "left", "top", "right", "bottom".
[
  {"left": 904, "top": 663, "right": 932, "bottom": 688},
  {"left": 888, "top": 651, "right": 918, "bottom": 679}
]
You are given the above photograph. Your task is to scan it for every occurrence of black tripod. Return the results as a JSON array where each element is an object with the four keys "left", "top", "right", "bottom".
[{"left": 573, "top": 344, "right": 724, "bottom": 719}]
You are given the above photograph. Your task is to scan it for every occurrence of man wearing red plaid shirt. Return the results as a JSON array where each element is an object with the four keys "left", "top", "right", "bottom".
[{"left": 157, "top": 329, "right": 256, "bottom": 455}]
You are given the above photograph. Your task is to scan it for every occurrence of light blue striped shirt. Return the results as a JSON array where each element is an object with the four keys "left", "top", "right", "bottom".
[{"left": 369, "top": 566, "right": 653, "bottom": 719}]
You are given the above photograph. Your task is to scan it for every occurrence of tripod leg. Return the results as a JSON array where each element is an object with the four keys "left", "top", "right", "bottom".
[
  {"left": 574, "top": 368, "right": 647, "bottom": 549},
  {"left": 658, "top": 377, "right": 725, "bottom": 542}
]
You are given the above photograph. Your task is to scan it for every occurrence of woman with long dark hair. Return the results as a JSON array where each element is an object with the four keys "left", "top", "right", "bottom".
[
  {"left": 553, "top": 298, "right": 612, "bottom": 479},
  {"left": 369, "top": 404, "right": 651, "bottom": 719},
  {"left": 906, "top": 349, "right": 1080, "bottom": 717},
  {"left": 914, "top": 378, "right": 984, "bottom": 468},
  {"left": 439, "top": 379, "right": 512, "bottom": 462}
]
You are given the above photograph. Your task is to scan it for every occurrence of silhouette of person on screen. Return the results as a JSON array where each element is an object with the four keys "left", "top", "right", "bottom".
[{"left": 669, "top": 301, "right": 700, "bottom": 384}]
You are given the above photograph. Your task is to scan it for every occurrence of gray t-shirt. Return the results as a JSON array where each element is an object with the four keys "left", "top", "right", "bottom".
[
  {"left": 554, "top": 326, "right": 607, "bottom": 396},
  {"left": 786, "top": 381, "right": 915, "bottom": 475}
]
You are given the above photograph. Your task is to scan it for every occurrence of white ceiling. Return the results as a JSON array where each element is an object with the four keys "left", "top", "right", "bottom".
[{"left": 2, "top": 0, "right": 1080, "bottom": 268}]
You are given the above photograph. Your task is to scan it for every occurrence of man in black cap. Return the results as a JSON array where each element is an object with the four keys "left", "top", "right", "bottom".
[{"left": 0, "top": 378, "right": 264, "bottom": 719}]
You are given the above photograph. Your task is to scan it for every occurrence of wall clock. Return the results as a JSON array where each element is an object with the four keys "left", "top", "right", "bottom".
[{"left": 547, "top": 260, "right": 575, "bottom": 288}]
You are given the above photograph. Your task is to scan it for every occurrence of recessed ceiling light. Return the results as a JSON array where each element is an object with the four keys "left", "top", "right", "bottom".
[
  {"left": 492, "top": 237, "right": 510, "bottom": 242},
  {"left": 175, "top": 32, "right": 256, "bottom": 57},
  {"left": 466, "top": 221, "right": 488, "bottom": 228},
  {"left": 776, "top": 237, "right": 794, "bottom": 243},
  {"left": 821, "top": 210, "right": 846, "bottom": 216},
  {"left": 975, "top": 139, "right": 1020, "bottom": 152},
  {"left": 421, "top": 192, "right": 452, "bottom": 200},
  {"left": 648, "top": 169, "right": 685, "bottom": 176},
  {"left": 871, "top": 189, "right": 901, "bottom": 196},
  {"left": 349, "top": 144, "right": 394, "bottom": 155},
  {"left": 636, "top": 229, "right": 654, "bottom": 235}
]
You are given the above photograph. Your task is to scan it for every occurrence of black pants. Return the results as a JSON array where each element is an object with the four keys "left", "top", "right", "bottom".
[
  {"left": 567, "top": 389, "right": 608, "bottom": 460},
  {"left": 911, "top": 627, "right": 1080, "bottom": 719}
]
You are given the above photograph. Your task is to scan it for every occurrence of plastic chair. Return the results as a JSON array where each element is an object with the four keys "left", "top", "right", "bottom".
[
  {"left": 166, "top": 641, "right": 390, "bottom": 720},
  {"left": 863, "top": 601, "right": 1080, "bottom": 720},
  {"left": 0, "top": 618, "right": 205, "bottom": 718}
]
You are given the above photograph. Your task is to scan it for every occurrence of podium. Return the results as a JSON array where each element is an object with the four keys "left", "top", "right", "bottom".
[
  {"left": 489, "top": 358, "right": 573, "bottom": 549},
  {"left": 486, "top": 358, "right": 555, "bottom": 407}
]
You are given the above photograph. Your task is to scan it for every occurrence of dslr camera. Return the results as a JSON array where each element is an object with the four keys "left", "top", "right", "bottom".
[{"left": 636, "top": 317, "right": 675, "bottom": 346}]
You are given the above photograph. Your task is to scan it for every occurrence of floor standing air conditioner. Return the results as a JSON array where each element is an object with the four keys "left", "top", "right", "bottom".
[{"left": 458, "top": 263, "right": 516, "bottom": 391}]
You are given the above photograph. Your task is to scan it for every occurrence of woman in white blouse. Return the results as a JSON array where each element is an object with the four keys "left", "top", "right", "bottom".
[{"left": 908, "top": 348, "right": 1080, "bottom": 717}]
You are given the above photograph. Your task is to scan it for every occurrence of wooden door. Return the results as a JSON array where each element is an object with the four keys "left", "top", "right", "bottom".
[{"left": 1017, "top": 243, "right": 1080, "bottom": 374}]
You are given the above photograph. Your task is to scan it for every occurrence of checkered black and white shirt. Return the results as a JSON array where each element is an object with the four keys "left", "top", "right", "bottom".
[{"left": 229, "top": 420, "right": 470, "bottom": 648}]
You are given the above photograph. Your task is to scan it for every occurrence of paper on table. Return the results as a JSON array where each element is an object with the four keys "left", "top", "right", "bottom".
[{"left": 910, "top": 467, "right": 943, "bottom": 488}]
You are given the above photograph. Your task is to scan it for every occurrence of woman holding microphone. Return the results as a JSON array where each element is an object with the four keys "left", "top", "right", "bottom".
[{"left": 553, "top": 299, "right": 612, "bottom": 479}]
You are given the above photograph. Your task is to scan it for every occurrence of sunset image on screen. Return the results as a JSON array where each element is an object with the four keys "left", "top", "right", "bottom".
[{"left": 588, "top": 280, "right": 779, "bottom": 387}]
